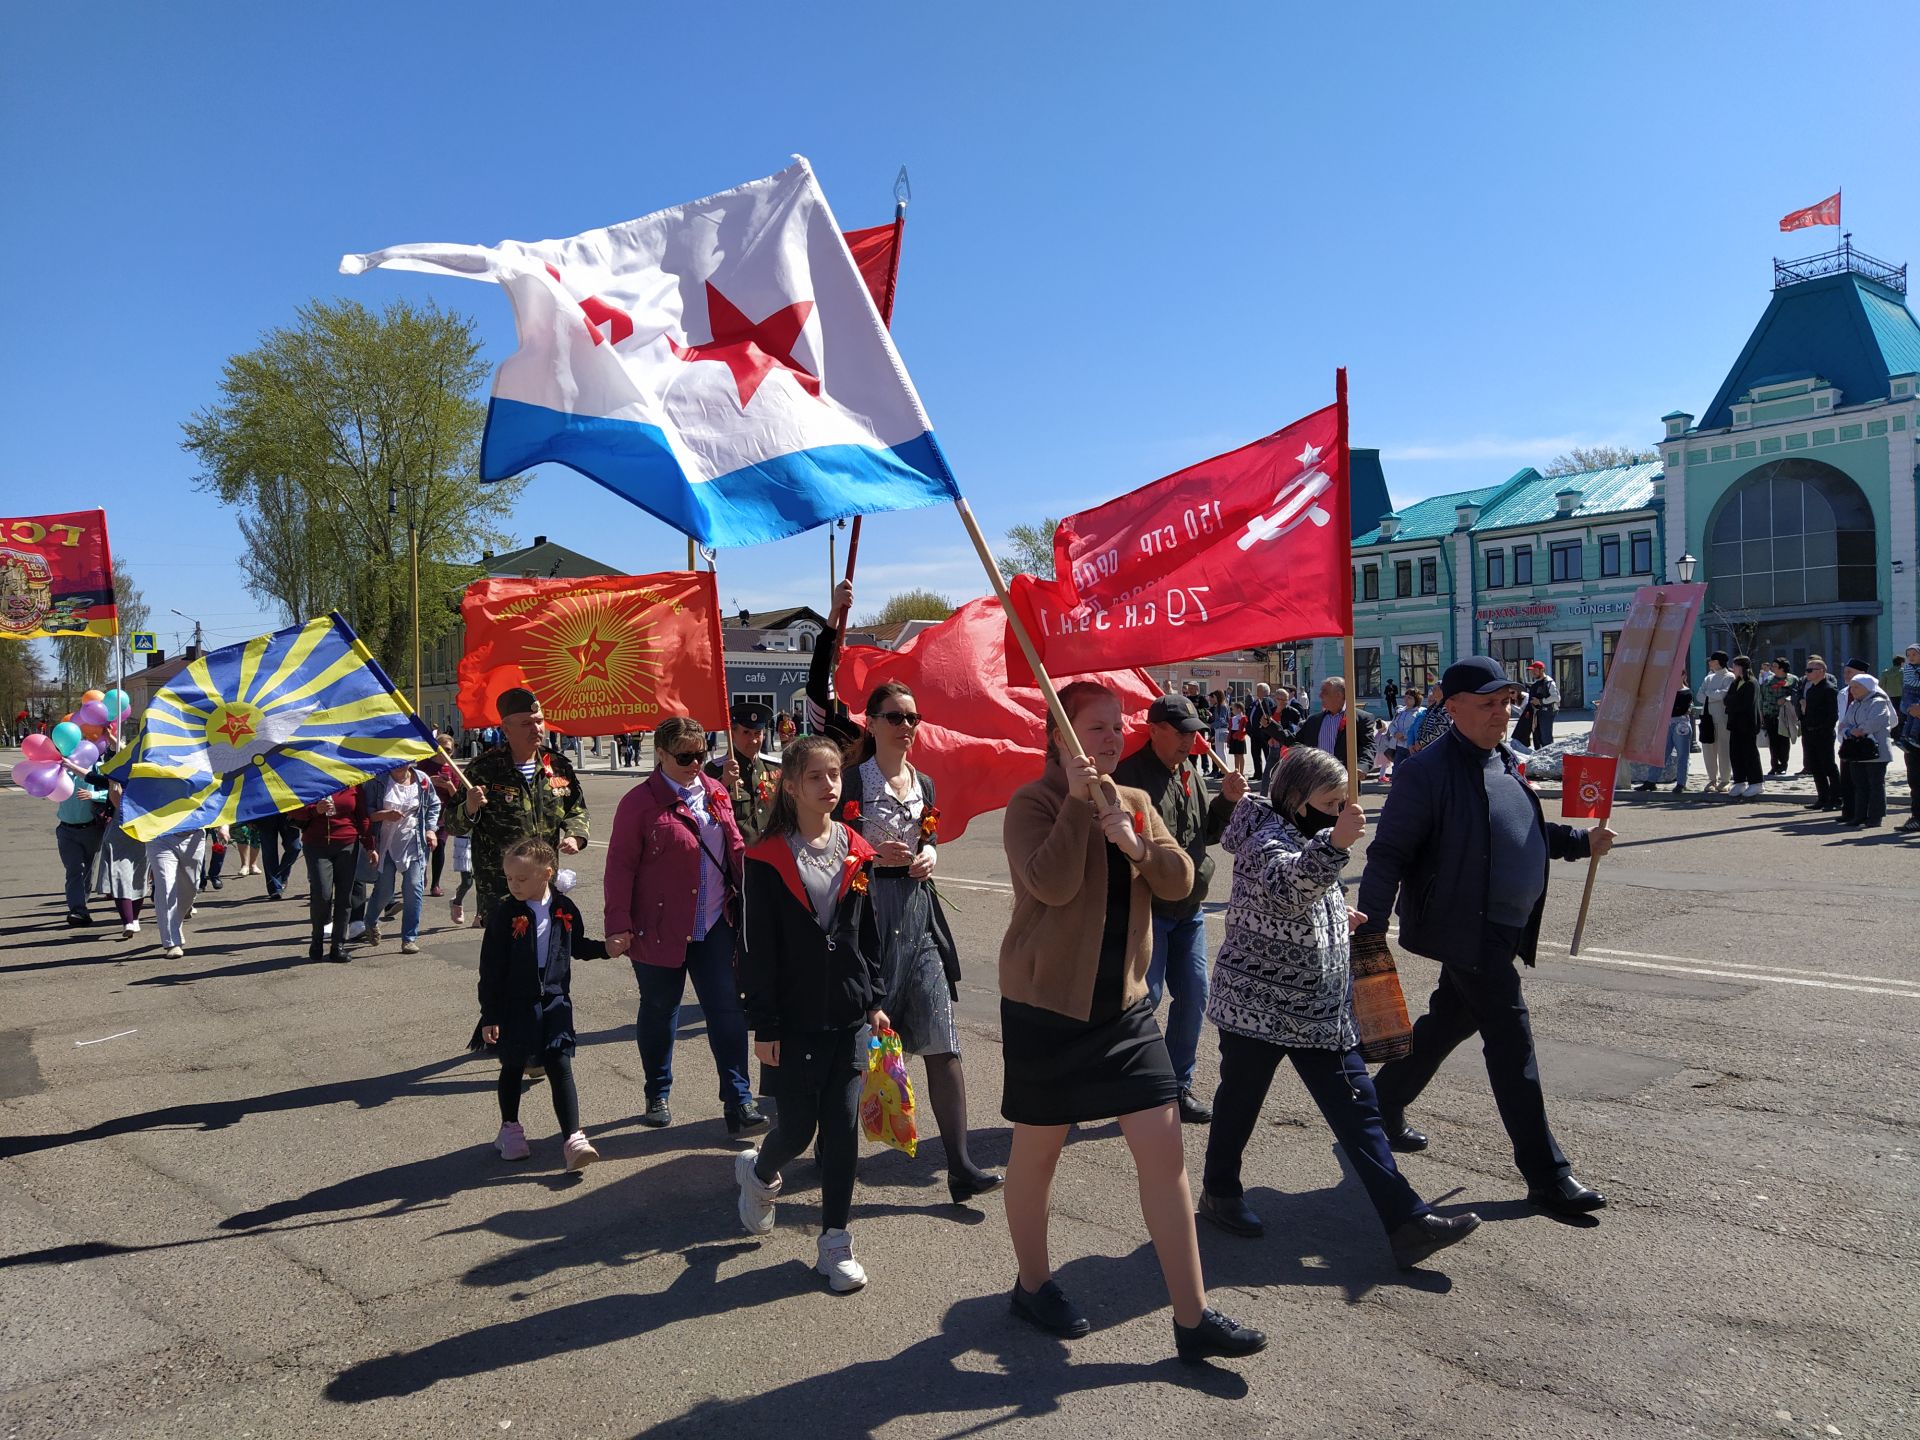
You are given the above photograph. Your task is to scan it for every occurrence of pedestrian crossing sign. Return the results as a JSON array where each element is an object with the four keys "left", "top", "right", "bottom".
[{"left": 130, "top": 631, "right": 157, "bottom": 653}]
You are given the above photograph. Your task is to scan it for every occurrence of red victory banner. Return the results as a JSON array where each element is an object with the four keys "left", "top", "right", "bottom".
[
  {"left": 1006, "top": 404, "right": 1349, "bottom": 675},
  {"left": 457, "top": 571, "right": 727, "bottom": 735},
  {"left": 836, "top": 596, "right": 1159, "bottom": 842},
  {"left": 0, "top": 509, "right": 116, "bottom": 641},
  {"left": 1561, "top": 754, "right": 1618, "bottom": 820},
  {"left": 1780, "top": 191, "right": 1841, "bottom": 232}
]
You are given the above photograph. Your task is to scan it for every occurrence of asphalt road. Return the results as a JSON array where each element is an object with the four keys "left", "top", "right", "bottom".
[{"left": 2, "top": 754, "right": 1916, "bottom": 1439}]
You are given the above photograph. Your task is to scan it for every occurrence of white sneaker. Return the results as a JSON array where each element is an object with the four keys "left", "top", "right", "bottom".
[
  {"left": 346, "top": 918, "right": 366, "bottom": 940},
  {"left": 735, "top": 1149, "right": 780, "bottom": 1235},
  {"left": 815, "top": 1227, "right": 867, "bottom": 1293}
]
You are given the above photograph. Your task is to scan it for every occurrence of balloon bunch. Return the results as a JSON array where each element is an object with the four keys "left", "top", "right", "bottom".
[{"left": 12, "top": 688, "right": 130, "bottom": 802}]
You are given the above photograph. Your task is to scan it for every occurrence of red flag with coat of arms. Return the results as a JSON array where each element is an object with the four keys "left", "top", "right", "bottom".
[
  {"left": 1561, "top": 753, "right": 1618, "bottom": 820},
  {"left": 1006, "top": 402, "right": 1350, "bottom": 676}
]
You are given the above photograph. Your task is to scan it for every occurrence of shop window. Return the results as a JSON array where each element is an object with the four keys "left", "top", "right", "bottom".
[
  {"left": 1599, "top": 535, "right": 1621, "bottom": 577},
  {"left": 1513, "top": 548, "right": 1534, "bottom": 585},
  {"left": 1395, "top": 560, "right": 1412, "bottom": 597},
  {"left": 1419, "top": 558, "right": 1437, "bottom": 595},
  {"left": 1493, "top": 637, "right": 1533, "bottom": 683},
  {"left": 1550, "top": 540, "right": 1582, "bottom": 582},
  {"left": 1601, "top": 629, "right": 1619, "bottom": 681},
  {"left": 1398, "top": 642, "right": 1439, "bottom": 693},
  {"left": 1486, "top": 551, "right": 1505, "bottom": 589},
  {"left": 1354, "top": 646, "right": 1382, "bottom": 695},
  {"left": 1361, "top": 567, "right": 1380, "bottom": 601},
  {"left": 1630, "top": 531, "right": 1653, "bottom": 575}
]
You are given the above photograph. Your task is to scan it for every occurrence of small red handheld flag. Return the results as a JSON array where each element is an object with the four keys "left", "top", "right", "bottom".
[
  {"left": 1780, "top": 192, "right": 1840, "bottom": 232},
  {"left": 1561, "top": 754, "right": 1618, "bottom": 820}
]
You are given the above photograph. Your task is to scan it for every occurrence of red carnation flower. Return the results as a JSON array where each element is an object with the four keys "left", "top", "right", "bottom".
[
  {"left": 843, "top": 801, "right": 862, "bottom": 822},
  {"left": 512, "top": 915, "right": 529, "bottom": 939},
  {"left": 1131, "top": 811, "right": 1146, "bottom": 835}
]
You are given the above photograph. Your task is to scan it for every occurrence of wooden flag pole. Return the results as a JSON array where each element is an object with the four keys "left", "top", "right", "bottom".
[
  {"left": 1335, "top": 368, "right": 1361, "bottom": 803},
  {"left": 1568, "top": 837, "right": 1603, "bottom": 956},
  {"left": 952, "top": 498, "right": 1085, "bottom": 762}
]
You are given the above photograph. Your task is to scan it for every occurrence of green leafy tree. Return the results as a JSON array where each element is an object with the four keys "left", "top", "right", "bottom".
[
  {"left": 862, "top": 589, "right": 954, "bottom": 625},
  {"left": 181, "top": 298, "right": 526, "bottom": 672},
  {"left": 1544, "top": 445, "right": 1657, "bottom": 476},
  {"left": 0, "top": 642, "right": 46, "bottom": 734},
  {"left": 997, "top": 518, "right": 1059, "bottom": 580}
]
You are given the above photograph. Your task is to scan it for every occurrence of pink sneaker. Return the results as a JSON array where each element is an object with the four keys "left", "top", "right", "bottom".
[
  {"left": 494, "top": 1121, "right": 530, "bottom": 1161},
  {"left": 564, "top": 1131, "right": 599, "bottom": 1172},
  {"left": 449, "top": 902, "right": 464, "bottom": 926}
]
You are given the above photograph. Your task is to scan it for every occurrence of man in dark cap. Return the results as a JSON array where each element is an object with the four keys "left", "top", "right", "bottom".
[
  {"left": 448, "top": 687, "right": 590, "bottom": 922},
  {"left": 706, "top": 700, "right": 780, "bottom": 845},
  {"left": 1114, "top": 692, "right": 1248, "bottom": 1123},
  {"left": 1355, "top": 656, "right": 1615, "bottom": 1220}
]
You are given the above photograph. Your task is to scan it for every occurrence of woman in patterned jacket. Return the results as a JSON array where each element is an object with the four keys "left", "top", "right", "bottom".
[{"left": 1197, "top": 745, "right": 1481, "bottom": 1270}]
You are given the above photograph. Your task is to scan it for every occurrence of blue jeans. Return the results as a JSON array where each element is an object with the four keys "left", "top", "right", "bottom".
[
  {"left": 1665, "top": 716, "right": 1691, "bottom": 787},
  {"left": 260, "top": 818, "right": 302, "bottom": 898},
  {"left": 365, "top": 848, "right": 427, "bottom": 942},
  {"left": 634, "top": 918, "right": 753, "bottom": 1108},
  {"left": 1145, "top": 911, "right": 1208, "bottom": 1091}
]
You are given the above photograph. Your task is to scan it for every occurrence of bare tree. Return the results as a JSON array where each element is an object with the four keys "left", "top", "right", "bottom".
[{"left": 1543, "top": 445, "right": 1658, "bottom": 476}]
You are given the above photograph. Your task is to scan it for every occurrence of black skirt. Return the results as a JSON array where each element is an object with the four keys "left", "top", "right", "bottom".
[{"left": 999, "top": 995, "right": 1179, "bottom": 1126}]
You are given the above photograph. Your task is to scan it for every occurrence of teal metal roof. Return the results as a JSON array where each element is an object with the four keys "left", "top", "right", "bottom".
[
  {"left": 1700, "top": 272, "right": 1920, "bottom": 428},
  {"left": 1473, "top": 461, "right": 1661, "bottom": 531},
  {"left": 1353, "top": 484, "right": 1499, "bottom": 546}
]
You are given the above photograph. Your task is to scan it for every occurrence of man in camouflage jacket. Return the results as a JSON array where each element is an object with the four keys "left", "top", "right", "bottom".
[{"left": 448, "top": 687, "right": 590, "bottom": 921}]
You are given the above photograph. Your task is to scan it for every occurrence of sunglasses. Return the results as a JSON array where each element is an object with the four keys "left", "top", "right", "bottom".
[
  {"left": 874, "top": 711, "right": 923, "bottom": 728},
  {"left": 666, "top": 748, "right": 706, "bottom": 765}
]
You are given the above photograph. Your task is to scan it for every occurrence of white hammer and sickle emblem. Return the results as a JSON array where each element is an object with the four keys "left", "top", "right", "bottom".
[{"left": 1238, "top": 446, "right": 1333, "bottom": 551}]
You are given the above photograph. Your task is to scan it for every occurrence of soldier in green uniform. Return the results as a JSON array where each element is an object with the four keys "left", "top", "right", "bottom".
[
  {"left": 448, "top": 687, "right": 591, "bottom": 923},
  {"left": 705, "top": 700, "right": 780, "bottom": 845}
]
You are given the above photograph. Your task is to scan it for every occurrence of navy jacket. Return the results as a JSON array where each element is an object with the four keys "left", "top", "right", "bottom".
[
  {"left": 1356, "top": 727, "right": 1591, "bottom": 971},
  {"left": 474, "top": 891, "right": 607, "bottom": 1054}
]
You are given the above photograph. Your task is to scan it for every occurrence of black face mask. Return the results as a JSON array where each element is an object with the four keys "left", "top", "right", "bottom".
[{"left": 1297, "top": 804, "right": 1339, "bottom": 837}]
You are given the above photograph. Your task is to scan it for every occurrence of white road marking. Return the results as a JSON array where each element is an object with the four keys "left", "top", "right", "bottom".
[
  {"left": 75, "top": 1028, "right": 138, "bottom": 1046},
  {"left": 1539, "top": 951, "right": 1920, "bottom": 999},
  {"left": 1541, "top": 942, "right": 1920, "bottom": 990},
  {"left": 941, "top": 877, "right": 1013, "bottom": 893}
]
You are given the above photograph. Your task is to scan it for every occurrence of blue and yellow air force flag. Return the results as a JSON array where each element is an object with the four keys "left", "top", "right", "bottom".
[
  {"left": 106, "top": 614, "right": 435, "bottom": 843},
  {"left": 339, "top": 157, "right": 959, "bottom": 549}
]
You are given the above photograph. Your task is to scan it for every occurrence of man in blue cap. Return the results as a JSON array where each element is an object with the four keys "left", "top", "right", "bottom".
[{"left": 1355, "top": 656, "right": 1616, "bottom": 1220}]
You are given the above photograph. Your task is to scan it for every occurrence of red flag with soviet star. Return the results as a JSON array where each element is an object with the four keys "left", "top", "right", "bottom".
[
  {"left": 1006, "top": 404, "right": 1349, "bottom": 676},
  {"left": 1561, "top": 754, "right": 1618, "bottom": 820},
  {"left": 457, "top": 571, "right": 726, "bottom": 735}
]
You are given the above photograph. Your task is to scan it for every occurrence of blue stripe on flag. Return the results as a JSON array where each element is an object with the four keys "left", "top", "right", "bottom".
[{"left": 482, "top": 397, "right": 959, "bottom": 548}]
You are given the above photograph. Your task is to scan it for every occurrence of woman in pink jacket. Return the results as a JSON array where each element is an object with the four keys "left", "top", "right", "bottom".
[{"left": 603, "top": 715, "right": 767, "bottom": 1137}]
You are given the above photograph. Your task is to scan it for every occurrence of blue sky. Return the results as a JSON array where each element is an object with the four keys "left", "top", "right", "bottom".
[{"left": 4, "top": 2, "right": 1911, "bottom": 657}]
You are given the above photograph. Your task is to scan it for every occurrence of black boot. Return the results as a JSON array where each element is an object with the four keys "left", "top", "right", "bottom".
[
  {"left": 1197, "top": 1189, "right": 1264, "bottom": 1237},
  {"left": 1173, "top": 1308, "right": 1268, "bottom": 1363},
  {"left": 725, "top": 1099, "right": 769, "bottom": 1136}
]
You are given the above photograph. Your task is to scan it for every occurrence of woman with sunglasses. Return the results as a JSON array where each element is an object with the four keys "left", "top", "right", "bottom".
[
  {"left": 807, "top": 581, "right": 1002, "bottom": 1205},
  {"left": 603, "top": 714, "right": 766, "bottom": 1138}
]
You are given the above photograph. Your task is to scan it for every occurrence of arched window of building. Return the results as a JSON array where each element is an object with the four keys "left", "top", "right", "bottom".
[{"left": 1706, "top": 459, "right": 1875, "bottom": 612}]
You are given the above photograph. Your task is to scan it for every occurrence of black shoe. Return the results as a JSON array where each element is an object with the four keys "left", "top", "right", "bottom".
[
  {"left": 64, "top": 912, "right": 94, "bottom": 928},
  {"left": 307, "top": 949, "right": 325, "bottom": 965},
  {"left": 1382, "top": 1116, "right": 1428, "bottom": 1154},
  {"left": 1389, "top": 1211, "right": 1482, "bottom": 1268},
  {"left": 1177, "top": 1088, "right": 1214, "bottom": 1125},
  {"left": 639, "top": 1097, "right": 671, "bottom": 1128},
  {"left": 1633, "top": 782, "right": 1655, "bottom": 792},
  {"left": 948, "top": 1168, "right": 1006, "bottom": 1205},
  {"left": 1173, "top": 1308, "right": 1267, "bottom": 1363},
  {"left": 326, "top": 950, "right": 350, "bottom": 964},
  {"left": 1671, "top": 783, "right": 1687, "bottom": 795},
  {"left": 1010, "top": 1278, "right": 1090, "bottom": 1338},
  {"left": 382, "top": 899, "right": 403, "bottom": 920},
  {"left": 724, "top": 1100, "right": 769, "bottom": 1136},
  {"left": 1528, "top": 1173, "right": 1607, "bottom": 1217},
  {"left": 1197, "top": 1189, "right": 1264, "bottom": 1238},
  {"left": 209, "top": 877, "right": 224, "bottom": 890},
  {"left": 266, "top": 890, "right": 285, "bottom": 901}
]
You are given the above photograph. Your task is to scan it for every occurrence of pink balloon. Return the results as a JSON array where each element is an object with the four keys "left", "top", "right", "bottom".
[
  {"left": 45, "top": 769, "right": 74, "bottom": 803},
  {"left": 69, "top": 740, "right": 100, "bottom": 769},
  {"left": 20, "top": 733, "right": 56, "bottom": 762},
  {"left": 76, "top": 700, "right": 109, "bottom": 726}
]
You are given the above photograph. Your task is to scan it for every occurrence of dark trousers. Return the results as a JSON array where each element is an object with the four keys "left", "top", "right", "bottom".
[
  {"left": 1250, "top": 731, "right": 1269, "bottom": 780},
  {"left": 1905, "top": 748, "right": 1920, "bottom": 821},
  {"left": 1204, "top": 1029, "right": 1427, "bottom": 1232},
  {"left": 261, "top": 819, "right": 303, "bottom": 898},
  {"left": 1532, "top": 708, "right": 1555, "bottom": 747},
  {"left": 633, "top": 918, "right": 753, "bottom": 1107},
  {"left": 429, "top": 837, "right": 447, "bottom": 890},
  {"left": 498, "top": 1047, "right": 580, "bottom": 1134},
  {"left": 1729, "top": 729, "right": 1764, "bottom": 785},
  {"left": 755, "top": 1026, "right": 863, "bottom": 1232},
  {"left": 1805, "top": 730, "right": 1838, "bottom": 804},
  {"left": 203, "top": 839, "right": 226, "bottom": 885},
  {"left": 56, "top": 822, "right": 104, "bottom": 917},
  {"left": 1849, "top": 760, "right": 1888, "bottom": 826},
  {"left": 1373, "top": 957, "right": 1570, "bottom": 1188},
  {"left": 304, "top": 842, "right": 358, "bottom": 957},
  {"left": 1765, "top": 716, "right": 1792, "bottom": 773}
]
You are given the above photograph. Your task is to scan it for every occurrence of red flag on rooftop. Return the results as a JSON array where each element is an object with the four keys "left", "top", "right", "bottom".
[
  {"left": 1780, "top": 191, "right": 1841, "bottom": 232},
  {"left": 457, "top": 571, "right": 727, "bottom": 735},
  {"left": 834, "top": 597, "right": 1158, "bottom": 842},
  {"left": 1005, "top": 403, "right": 1350, "bottom": 676}
]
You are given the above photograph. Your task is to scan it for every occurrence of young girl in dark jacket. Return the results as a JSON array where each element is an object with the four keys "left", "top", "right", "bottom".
[
  {"left": 734, "top": 735, "right": 887, "bottom": 1293},
  {"left": 476, "top": 837, "right": 613, "bottom": 1172}
]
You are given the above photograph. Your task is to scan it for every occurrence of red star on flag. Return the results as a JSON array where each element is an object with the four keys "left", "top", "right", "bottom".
[
  {"left": 214, "top": 708, "right": 255, "bottom": 745},
  {"left": 568, "top": 630, "right": 617, "bottom": 683},
  {"left": 668, "top": 283, "right": 822, "bottom": 407}
]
